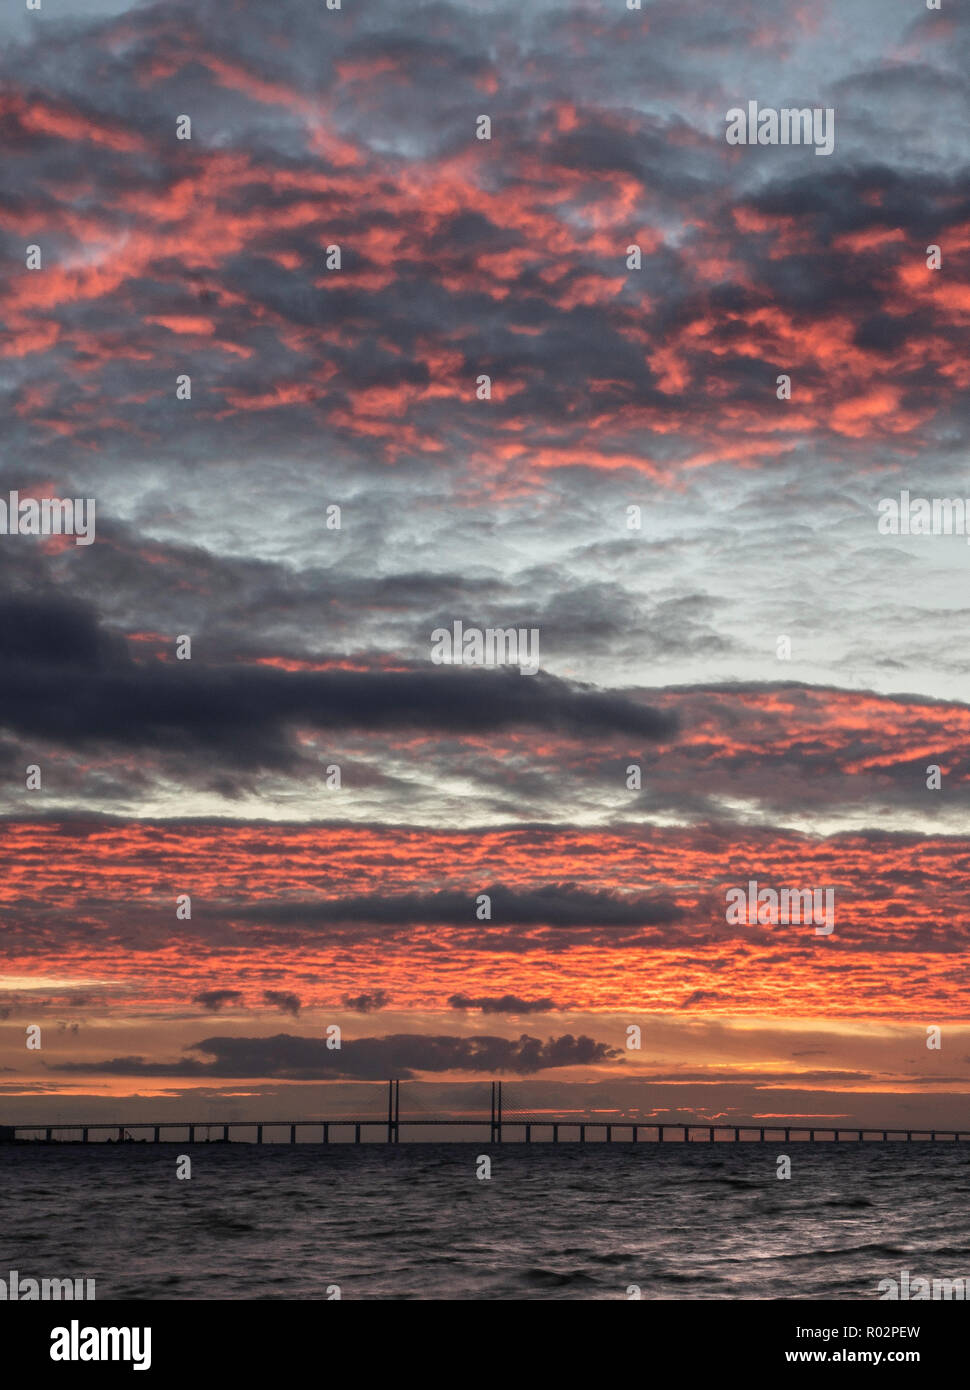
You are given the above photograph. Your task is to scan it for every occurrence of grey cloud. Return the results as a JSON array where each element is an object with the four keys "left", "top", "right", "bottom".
[
  {"left": 193, "top": 989, "right": 243, "bottom": 1012},
  {"left": 58, "top": 1030, "right": 623, "bottom": 1079},
  {"left": 448, "top": 993, "right": 558, "bottom": 1014},
  {"left": 263, "top": 990, "right": 301, "bottom": 1017}
]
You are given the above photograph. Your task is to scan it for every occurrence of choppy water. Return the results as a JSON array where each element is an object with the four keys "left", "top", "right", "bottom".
[{"left": 2, "top": 1142, "right": 967, "bottom": 1299}]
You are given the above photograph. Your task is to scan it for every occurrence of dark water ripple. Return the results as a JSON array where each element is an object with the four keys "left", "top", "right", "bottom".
[{"left": 1, "top": 1142, "right": 967, "bottom": 1300}]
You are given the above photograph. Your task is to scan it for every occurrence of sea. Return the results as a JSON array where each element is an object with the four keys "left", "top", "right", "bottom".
[{"left": 2, "top": 1141, "right": 968, "bottom": 1300}]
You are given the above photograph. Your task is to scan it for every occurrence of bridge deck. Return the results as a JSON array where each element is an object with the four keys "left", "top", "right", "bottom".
[{"left": 2, "top": 1120, "right": 967, "bottom": 1144}]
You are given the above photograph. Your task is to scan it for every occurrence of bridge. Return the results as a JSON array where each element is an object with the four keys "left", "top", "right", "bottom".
[{"left": 3, "top": 1082, "right": 967, "bottom": 1144}]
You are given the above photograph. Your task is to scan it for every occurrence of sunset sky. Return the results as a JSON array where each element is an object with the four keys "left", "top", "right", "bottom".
[{"left": 2, "top": 0, "right": 970, "bottom": 1132}]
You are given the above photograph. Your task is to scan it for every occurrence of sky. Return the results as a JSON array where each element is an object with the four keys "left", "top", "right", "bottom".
[{"left": 2, "top": 0, "right": 970, "bottom": 1132}]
